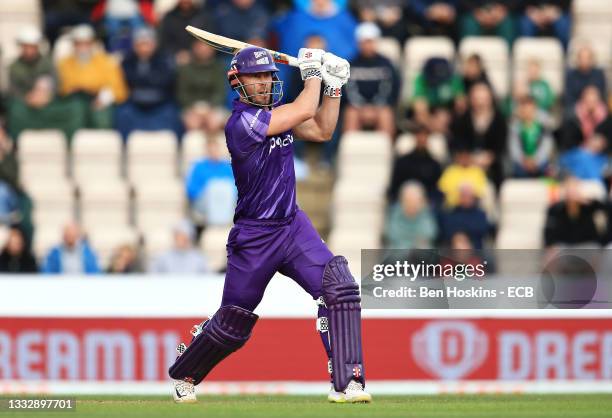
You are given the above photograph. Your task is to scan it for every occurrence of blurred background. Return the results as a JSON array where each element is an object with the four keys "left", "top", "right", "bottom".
[{"left": 0, "top": 0, "right": 611, "bottom": 396}]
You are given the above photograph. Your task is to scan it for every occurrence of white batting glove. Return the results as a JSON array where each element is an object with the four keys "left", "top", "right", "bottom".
[
  {"left": 321, "top": 52, "right": 350, "bottom": 97},
  {"left": 298, "top": 48, "right": 324, "bottom": 81}
]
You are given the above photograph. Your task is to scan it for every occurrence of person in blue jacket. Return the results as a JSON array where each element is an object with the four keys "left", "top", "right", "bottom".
[{"left": 42, "top": 222, "right": 100, "bottom": 274}]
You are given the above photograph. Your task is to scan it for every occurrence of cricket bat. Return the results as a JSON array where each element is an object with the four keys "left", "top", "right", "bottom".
[{"left": 185, "top": 25, "right": 299, "bottom": 67}]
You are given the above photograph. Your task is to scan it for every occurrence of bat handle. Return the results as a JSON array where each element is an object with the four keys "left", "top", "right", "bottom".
[{"left": 287, "top": 56, "right": 299, "bottom": 68}]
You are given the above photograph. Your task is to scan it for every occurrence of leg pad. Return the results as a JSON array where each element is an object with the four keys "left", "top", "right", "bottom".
[{"left": 168, "top": 305, "right": 258, "bottom": 385}]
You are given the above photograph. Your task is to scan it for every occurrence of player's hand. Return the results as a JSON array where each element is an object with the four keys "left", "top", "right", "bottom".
[
  {"left": 298, "top": 48, "right": 324, "bottom": 81},
  {"left": 321, "top": 52, "right": 350, "bottom": 97}
]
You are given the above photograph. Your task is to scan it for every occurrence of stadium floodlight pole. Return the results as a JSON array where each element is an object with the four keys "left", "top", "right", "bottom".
[{"left": 185, "top": 25, "right": 299, "bottom": 67}]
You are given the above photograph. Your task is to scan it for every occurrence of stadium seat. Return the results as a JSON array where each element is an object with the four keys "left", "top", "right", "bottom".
[
  {"left": 513, "top": 37, "right": 564, "bottom": 95},
  {"left": 181, "top": 131, "right": 207, "bottom": 174},
  {"left": 18, "top": 130, "right": 68, "bottom": 188},
  {"left": 402, "top": 36, "right": 455, "bottom": 100},
  {"left": 79, "top": 180, "right": 131, "bottom": 231},
  {"left": 141, "top": 228, "right": 174, "bottom": 259},
  {"left": 33, "top": 225, "right": 62, "bottom": 261},
  {"left": 134, "top": 179, "right": 186, "bottom": 232},
  {"left": 72, "top": 129, "right": 123, "bottom": 184},
  {"left": 394, "top": 133, "right": 449, "bottom": 163},
  {"left": 459, "top": 36, "right": 510, "bottom": 97},
  {"left": 154, "top": 0, "right": 179, "bottom": 19},
  {"left": 127, "top": 130, "right": 178, "bottom": 185},
  {"left": 200, "top": 225, "right": 231, "bottom": 272},
  {"left": 337, "top": 132, "right": 392, "bottom": 184},
  {"left": 28, "top": 179, "right": 76, "bottom": 233},
  {"left": 87, "top": 226, "right": 140, "bottom": 271},
  {"left": 376, "top": 37, "right": 402, "bottom": 68}
]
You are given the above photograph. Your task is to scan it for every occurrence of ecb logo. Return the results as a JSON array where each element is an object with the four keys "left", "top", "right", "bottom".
[{"left": 412, "top": 321, "right": 488, "bottom": 380}]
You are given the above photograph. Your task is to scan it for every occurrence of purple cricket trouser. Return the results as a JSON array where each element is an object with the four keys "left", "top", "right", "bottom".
[{"left": 221, "top": 209, "right": 334, "bottom": 311}]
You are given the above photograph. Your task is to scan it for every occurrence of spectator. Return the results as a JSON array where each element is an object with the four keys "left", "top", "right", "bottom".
[
  {"left": 524, "top": 58, "right": 555, "bottom": 113},
  {"left": 343, "top": 23, "right": 399, "bottom": 139},
  {"left": 384, "top": 181, "right": 438, "bottom": 249},
  {"left": 186, "top": 138, "right": 236, "bottom": 230},
  {"left": 509, "top": 96, "right": 554, "bottom": 178},
  {"left": 215, "top": 0, "right": 270, "bottom": 43},
  {"left": 355, "top": 0, "right": 407, "bottom": 42},
  {"left": 544, "top": 177, "right": 608, "bottom": 247},
  {"left": 57, "top": 25, "right": 128, "bottom": 131},
  {"left": 461, "top": 53, "right": 491, "bottom": 95},
  {"left": 559, "top": 85, "right": 609, "bottom": 151},
  {"left": 114, "top": 27, "right": 182, "bottom": 139},
  {"left": 42, "top": 0, "right": 96, "bottom": 46},
  {"left": 149, "top": 220, "right": 209, "bottom": 273},
  {"left": 406, "top": 0, "right": 459, "bottom": 42},
  {"left": 0, "top": 131, "right": 20, "bottom": 225},
  {"left": 6, "top": 26, "right": 82, "bottom": 140},
  {"left": 0, "top": 228, "right": 38, "bottom": 273},
  {"left": 459, "top": 1, "right": 516, "bottom": 46},
  {"left": 159, "top": 0, "right": 215, "bottom": 65},
  {"left": 411, "top": 57, "right": 466, "bottom": 134},
  {"left": 438, "top": 145, "right": 488, "bottom": 208},
  {"left": 178, "top": 40, "right": 228, "bottom": 135},
  {"left": 107, "top": 243, "right": 142, "bottom": 273},
  {"left": 388, "top": 124, "right": 442, "bottom": 204},
  {"left": 451, "top": 82, "right": 506, "bottom": 188},
  {"left": 271, "top": 0, "right": 358, "bottom": 88},
  {"left": 42, "top": 222, "right": 101, "bottom": 274},
  {"left": 559, "top": 135, "right": 609, "bottom": 184},
  {"left": 519, "top": 0, "right": 571, "bottom": 49},
  {"left": 565, "top": 44, "right": 607, "bottom": 114},
  {"left": 91, "top": 0, "right": 155, "bottom": 53},
  {"left": 439, "top": 183, "right": 491, "bottom": 249}
]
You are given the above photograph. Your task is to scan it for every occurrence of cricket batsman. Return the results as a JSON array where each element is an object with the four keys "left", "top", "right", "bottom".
[{"left": 169, "top": 45, "right": 371, "bottom": 404}]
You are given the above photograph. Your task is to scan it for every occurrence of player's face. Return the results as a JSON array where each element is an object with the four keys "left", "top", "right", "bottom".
[{"left": 240, "top": 72, "right": 274, "bottom": 105}]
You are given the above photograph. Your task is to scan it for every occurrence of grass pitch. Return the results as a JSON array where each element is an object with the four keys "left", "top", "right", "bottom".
[{"left": 3, "top": 394, "right": 611, "bottom": 418}]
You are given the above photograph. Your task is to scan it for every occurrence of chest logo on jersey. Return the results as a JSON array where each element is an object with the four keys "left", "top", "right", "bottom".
[{"left": 269, "top": 133, "right": 294, "bottom": 154}]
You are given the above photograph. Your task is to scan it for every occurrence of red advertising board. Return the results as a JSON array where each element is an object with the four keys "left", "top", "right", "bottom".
[{"left": 1, "top": 317, "right": 611, "bottom": 381}]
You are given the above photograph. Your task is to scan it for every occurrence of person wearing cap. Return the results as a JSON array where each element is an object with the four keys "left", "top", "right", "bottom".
[
  {"left": 343, "top": 22, "right": 399, "bottom": 139},
  {"left": 6, "top": 26, "right": 82, "bottom": 140},
  {"left": 411, "top": 56, "right": 466, "bottom": 134},
  {"left": 148, "top": 219, "right": 209, "bottom": 274},
  {"left": 113, "top": 26, "right": 182, "bottom": 139},
  {"left": 57, "top": 24, "right": 128, "bottom": 130}
]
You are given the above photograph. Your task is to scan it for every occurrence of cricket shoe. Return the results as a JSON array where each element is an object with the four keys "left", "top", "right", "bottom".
[
  {"left": 173, "top": 379, "right": 197, "bottom": 403},
  {"left": 327, "top": 380, "right": 372, "bottom": 404}
]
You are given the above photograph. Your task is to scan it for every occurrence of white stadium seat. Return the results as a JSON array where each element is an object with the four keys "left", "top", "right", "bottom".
[
  {"left": 182, "top": 131, "right": 207, "bottom": 174},
  {"left": 376, "top": 37, "right": 402, "bottom": 67},
  {"left": 88, "top": 226, "right": 140, "bottom": 270},
  {"left": 513, "top": 37, "right": 564, "bottom": 95},
  {"left": 200, "top": 225, "right": 232, "bottom": 272},
  {"left": 394, "top": 133, "right": 449, "bottom": 163},
  {"left": 402, "top": 36, "right": 455, "bottom": 100},
  {"left": 459, "top": 36, "right": 510, "bottom": 97},
  {"left": 134, "top": 179, "right": 186, "bottom": 232},
  {"left": 79, "top": 180, "right": 131, "bottom": 230},
  {"left": 18, "top": 130, "right": 68, "bottom": 189},
  {"left": 127, "top": 130, "right": 178, "bottom": 184},
  {"left": 28, "top": 179, "right": 76, "bottom": 233},
  {"left": 72, "top": 129, "right": 123, "bottom": 184}
]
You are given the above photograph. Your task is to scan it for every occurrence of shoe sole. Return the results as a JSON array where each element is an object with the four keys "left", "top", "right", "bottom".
[
  {"left": 328, "top": 394, "right": 372, "bottom": 404},
  {"left": 173, "top": 397, "right": 197, "bottom": 404}
]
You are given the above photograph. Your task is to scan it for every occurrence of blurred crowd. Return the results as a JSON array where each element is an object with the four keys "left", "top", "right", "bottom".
[{"left": 0, "top": 0, "right": 611, "bottom": 274}]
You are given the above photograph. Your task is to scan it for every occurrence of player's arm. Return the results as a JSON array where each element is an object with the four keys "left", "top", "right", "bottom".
[
  {"left": 294, "top": 53, "right": 350, "bottom": 142},
  {"left": 267, "top": 48, "right": 324, "bottom": 137}
]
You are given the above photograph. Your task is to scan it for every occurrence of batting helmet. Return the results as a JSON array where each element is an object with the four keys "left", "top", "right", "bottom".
[{"left": 227, "top": 46, "right": 283, "bottom": 107}]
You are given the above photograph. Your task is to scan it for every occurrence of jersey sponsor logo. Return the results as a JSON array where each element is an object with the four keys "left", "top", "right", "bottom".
[
  {"left": 269, "top": 133, "right": 294, "bottom": 154},
  {"left": 256, "top": 57, "right": 270, "bottom": 65}
]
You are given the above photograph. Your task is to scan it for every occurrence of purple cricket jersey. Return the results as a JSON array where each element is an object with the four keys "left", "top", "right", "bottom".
[{"left": 225, "top": 99, "right": 297, "bottom": 221}]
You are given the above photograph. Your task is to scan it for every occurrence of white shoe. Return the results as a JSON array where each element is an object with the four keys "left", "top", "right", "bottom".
[
  {"left": 328, "top": 380, "right": 372, "bottom": 403},
  {"left": 173, "top": 379, "right": 197, "bottom": 403}
]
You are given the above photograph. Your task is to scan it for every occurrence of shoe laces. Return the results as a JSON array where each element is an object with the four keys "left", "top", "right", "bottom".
[
  {"left": 345, "top": 380, "right": 364, "bottom": 393},
  {"left": 175, "top": 380, "right": 194, "bottom": 395}
]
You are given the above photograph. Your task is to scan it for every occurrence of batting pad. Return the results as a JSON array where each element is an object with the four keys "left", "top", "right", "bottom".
[
  {"left": 322, "top": 256, "right": 365, "bottom": 392},
  {"left": 168, "top": 305, "right": 259, "bottom": 385}
]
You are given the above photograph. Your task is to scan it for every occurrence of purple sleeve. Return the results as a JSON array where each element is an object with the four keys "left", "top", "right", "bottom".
[{"left": 232, "top": 107, "right": 272, "bottom": 145}]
